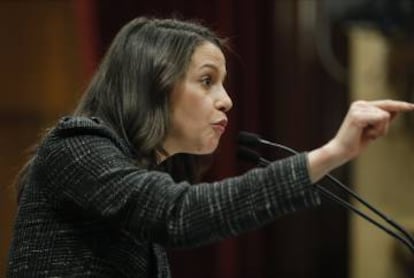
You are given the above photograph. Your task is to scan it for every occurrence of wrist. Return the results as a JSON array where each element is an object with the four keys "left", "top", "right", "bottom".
[{"left": 307, "top": 140, "right": 348, "bottom": 183}]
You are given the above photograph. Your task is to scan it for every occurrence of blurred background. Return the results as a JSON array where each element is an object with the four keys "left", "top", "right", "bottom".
[{"left": 1, "top": 0, "right": 414, "bottom": 277}]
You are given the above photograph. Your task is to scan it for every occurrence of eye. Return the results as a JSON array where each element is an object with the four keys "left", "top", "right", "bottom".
[{"left": 201, "top": 76, "right": 213, "bottom": 87}]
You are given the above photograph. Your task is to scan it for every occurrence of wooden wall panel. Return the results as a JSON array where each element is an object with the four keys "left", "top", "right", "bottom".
[
  {"left": 0, "top": 1, "right": 83, "bottom": 275},
  {"left": 349, "top": 27, "right": 414, "bottom": 278}
]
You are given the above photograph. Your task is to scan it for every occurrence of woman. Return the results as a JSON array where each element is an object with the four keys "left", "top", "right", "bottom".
[{"left": 7, "top": 17, "right": 414, "bottom": 277}]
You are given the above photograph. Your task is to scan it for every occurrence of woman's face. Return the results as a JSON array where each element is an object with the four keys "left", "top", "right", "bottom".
[{"left": 163, "top": 41, "right": 233, "bottom": 157}]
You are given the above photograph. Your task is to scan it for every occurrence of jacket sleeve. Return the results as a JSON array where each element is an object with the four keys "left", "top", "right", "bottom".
[{"left": 38, "top": 131, "right": 321, "bottom": 249}]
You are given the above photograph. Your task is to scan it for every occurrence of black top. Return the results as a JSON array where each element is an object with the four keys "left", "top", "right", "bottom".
[{"left": 7, "top": 117, "right": 321, "bottom": 277}]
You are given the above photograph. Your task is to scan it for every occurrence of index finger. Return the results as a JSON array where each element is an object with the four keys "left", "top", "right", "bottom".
[{"left": 369, "top": 99, "right": 414, "bottom": 112}]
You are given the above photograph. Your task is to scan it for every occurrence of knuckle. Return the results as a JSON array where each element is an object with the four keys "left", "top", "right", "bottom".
[{"left": 353, "top": 100, "right": 367, "bottom": 107}]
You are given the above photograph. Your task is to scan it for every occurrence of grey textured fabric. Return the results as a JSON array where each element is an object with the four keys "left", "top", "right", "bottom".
[{"left": 7, "top": 117, "right": 321, "bottom": 277}]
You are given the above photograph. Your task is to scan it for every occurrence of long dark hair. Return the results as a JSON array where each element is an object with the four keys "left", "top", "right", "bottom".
[{"left": 15, "top": 17, "right": 226, "bottom": 201}]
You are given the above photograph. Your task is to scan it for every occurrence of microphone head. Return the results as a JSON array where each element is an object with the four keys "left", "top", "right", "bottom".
[
  {"left": 238, "top": 131, "right": 261, "bottom": 147},
  {"left": 237, "top": 147, "right": 261, "bottom": 164}
]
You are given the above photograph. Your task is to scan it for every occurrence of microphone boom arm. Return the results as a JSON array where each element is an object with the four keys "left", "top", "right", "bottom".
[{"left": 238, "top": 131, "right": 414, "bottom": 254}]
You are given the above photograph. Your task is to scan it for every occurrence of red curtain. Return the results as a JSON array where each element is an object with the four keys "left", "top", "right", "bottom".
[
  {"left": 73, "top": 0, "right": 100, "bottom": 82},
  {"left": 74, "top": 1, "right": 350, "bottom": 277}
]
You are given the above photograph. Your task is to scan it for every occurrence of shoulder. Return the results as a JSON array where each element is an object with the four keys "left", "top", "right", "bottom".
[
  {"left": 49, "top": 116, "right": 132, "bottom": 155},
  {"left": 34, "top": 116, "right": 135, "bottom": 172},
  {"left": 56, "top": 116, "right": 121, "bottom": 142},
  {"left": 31, "top": 116, "right": 139, "bottom": 190}
]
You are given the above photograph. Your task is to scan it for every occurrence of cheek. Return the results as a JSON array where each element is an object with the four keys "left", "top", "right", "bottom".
[
  {"left": 176, "top": 95, "right": 212, "bottom": 127},
  {"left": 170, "top": 97, "right": 220, "bottom": 154}
]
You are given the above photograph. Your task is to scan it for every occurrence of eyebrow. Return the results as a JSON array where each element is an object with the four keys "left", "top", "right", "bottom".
[{"left": 199, "top": 63, "right": 227, "bottom": 79}]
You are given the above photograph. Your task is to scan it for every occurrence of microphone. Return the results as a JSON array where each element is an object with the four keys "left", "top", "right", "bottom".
[
  {"left": 238, "top": 131, "right": 414, "bottom": 254},
  {"left": 237, "top": 146, "right": 269, "bottom": 167},
  {"left": 238, "top": 131, "right": 296, "bottom": 154}
]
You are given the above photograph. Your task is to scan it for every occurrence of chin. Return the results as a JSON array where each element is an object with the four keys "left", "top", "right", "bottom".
[
  {"left": 192, "top": 147, "right": 217, "bottom": 155},
  {"left": 204, "top": 142, "right": 220, "bottom": 154},
  {"left": 193, "top": 140, "right": 219, "bottom": 155}
]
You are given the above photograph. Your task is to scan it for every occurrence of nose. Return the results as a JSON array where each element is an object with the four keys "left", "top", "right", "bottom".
[{"left": 215, "top": 86, "right": 233, "bottom": 113}]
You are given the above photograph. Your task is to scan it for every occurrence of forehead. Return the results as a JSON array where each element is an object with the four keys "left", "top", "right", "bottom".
[{"left": 188, "top": 42, "right": 226, "bottom": 70}]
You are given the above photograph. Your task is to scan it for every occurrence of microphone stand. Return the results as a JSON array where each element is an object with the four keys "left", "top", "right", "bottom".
[{"left": 238, "top": 132, "right": 414, "bottom": 254}]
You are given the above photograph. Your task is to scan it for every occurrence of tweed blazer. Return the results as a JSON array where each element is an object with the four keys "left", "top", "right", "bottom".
[{"left": 7, "top": 117, "right": 321, "bottom": 277}]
